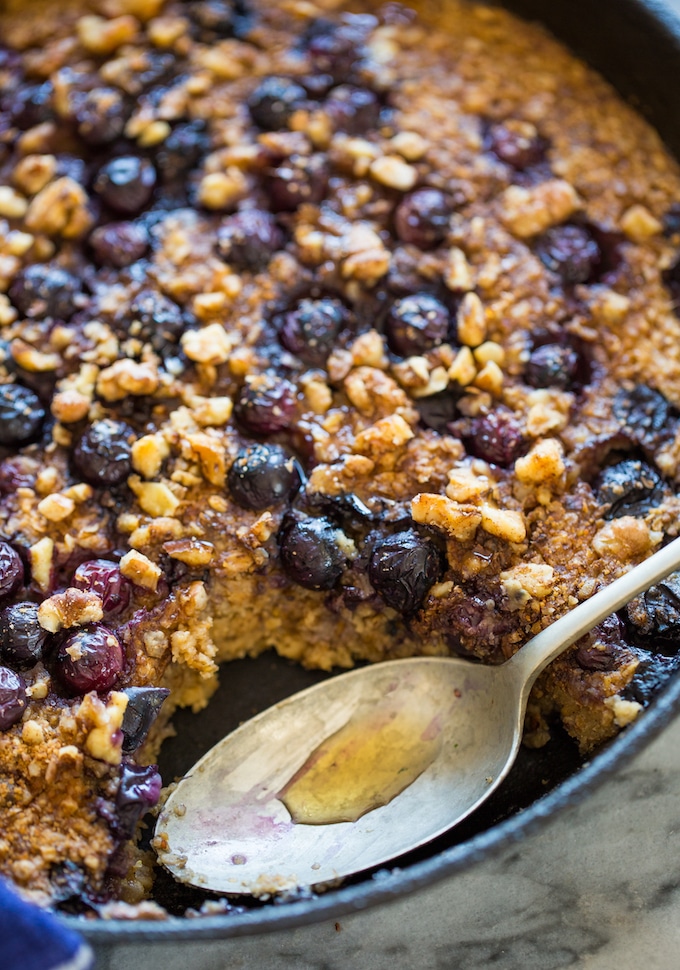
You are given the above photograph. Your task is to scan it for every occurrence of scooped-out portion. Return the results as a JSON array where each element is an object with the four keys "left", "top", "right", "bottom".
[{"left": 1, "top": 0, "right": 680, "bottom": 914}]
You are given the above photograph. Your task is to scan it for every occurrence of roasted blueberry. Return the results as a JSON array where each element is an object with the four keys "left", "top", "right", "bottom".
[
  {"left": 278, "top": 297, "right": 349, "bottom": 365},
  {"left": 394, "top": 189, "right": 452, "bottom": 250},
  {"left": 0, "top": 384, "right": 45, "bottom": 446},
  {"left": 525, "top": 343, "right": 579, "bottom": 390},
  {"left": 73, "top": 560, "right": 132, "bottom": 616},
  {"left": 385, "top": 293, "right": 449, "bottom": 357},
  {"left": 120, "top": 687, "right": 170, "bottom": 753},
  {"left": 574, "top": 615, "right": 626, "bottom": 671},
  {"left": 154, "top": 120, "right": 208, "bottom": 181},
  {"left": 465, "top": 409, "right": 526, "bottom": 467},
  {"left": 72, "top": 419, "right": 135, "bottom": 488},
  {"left": 534, "top": 223, "right": 601, "bottom": 284},
  {"left": 266, "top": 153, "right": 329, "bottom": 212},
  {"left": 613, "top": 384, "right": 672, "bottom": 448},
  {"left": 596, "top": 460, "right": 664, "bottom": 520},
  {"left": 49, "top": 861, "right": 88, "bottom": 905},
  {"left": 279, "top": 516, "right": 345, "bottom": 590},
  {"left": 228, "top": 443, "right": 302, "bottom": 510},
  {"left": 9, "top": 263, "right": 81, "bottom": 320},
  {"left": 53, "top": 624, "right": 124, "bottom": 695},
  {"left": 248, "top": 76, "right": 307, "bottom": 130},
  {"left": 234, "top": 374, "right": 297, "bottom": 435},
  {"left": 0, "top": 543, "right": 23, "bottom": 603},
  {"left": 0, "top": 603, "right": 46, "bottom": 669},
  {"left": 368, "top": 529, "right": 443, "bottom": 615},
  {"left": 6, "top": 81, "right": 54, "bottom": 129},
  {"left": 115, "top": 762, "right": 163, "bottom": 839},
  {"left": 90, "top": 221, "right": 150, "bottom": 268},
  {"left": 416, "top": 388, "right": 460, "bottom": 433},
  {"left": 125, "top": 289, "right": 185, "bottom": 351},
  {"left": 305, "top": 16, "right": 372, "bottom": 81},
  {"left": 73, "top": 87, "right": 128, "bottom": 146},
  {"left": 323, "top": 84, "right": 380, "bottom": 134},
  {"left": 0, "top": 667, "right": 27, "bottom": 730},
  {"left": 622, "top": 653, "right": 680, "bottom": 706},
  {"left": 93, "top": 156, "right": 157, "bottom": 216},
  {"left": 625, "top": 571, "right": 680, "bottom": 654},
  {"left": 485, "top": 120, "right": 547, "bottom": 170},
  {"left": 216, "top": 209, "right": 284, "bottom": 271}
]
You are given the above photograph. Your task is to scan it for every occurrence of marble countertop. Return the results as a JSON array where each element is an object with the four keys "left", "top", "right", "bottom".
[{"left": 90, "top": 2, "right": 680, "bottom": 968}]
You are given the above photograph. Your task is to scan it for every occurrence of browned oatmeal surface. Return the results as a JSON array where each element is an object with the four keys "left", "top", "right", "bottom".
[{"left": 1, "top": 0, "right": 680, "bottom": 914}]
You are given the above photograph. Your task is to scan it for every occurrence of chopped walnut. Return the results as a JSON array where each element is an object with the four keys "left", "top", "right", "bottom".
[
  {"left": 163, "top": 539, "right": 214, "bottom": 566},
  {"left": 120, "top": 550, "right": 163, "bottom": 590},
  {"left": 97, "top": 359, "right": 159, "bottom": 401},
  {"left": 38, "top": 588, "right": 104, "bottom": 632},
  {"left": 499, "top": 179, "right": 581, "bottom": 238},
  {"left": 480, "top": 505, "right": 526, "bottom": 543},
  {"left": 457, "top": 292, "right": 487, "bottom": 347},
  {"left": 0, "top": 187, "right": 28, "bottom": 219},
  {"left": 129, "top": 476, "right": 181, "bottom": 517},
  {"left": 37, "top": 493, "right": 76, "bottom": 523},
  {"left": 131, "top": 433, "right": 170, "bottom": 480},
  {"left": 29, "top": 537, "right": 54, "bottom": 592},
  {"left": 353, "top": 413, "right": 415, "bottom": 458},
  {"left": 25, "top": 177, "right": 93, "bottom": 238},
  {"left": 592, "top": 517, "right": 661, "bottom": 562},
  {"left": 515, "top": 438, "right": 565, "bottom": 485},
  {"left": 78, "top": 691, "right": 128, "bottom": 766},
  {"left": 619, "top": 203, "right": 662, "bottom": 242},
  {"left": 501, "top": 562, "right": 555, "bottom": 609},
  {"left": 13, "top": 155, "right": 58, "bottom": 196},
  {"left": 370, "top": 155, "right": 418, "bottom": 191},
  {"left": 411, "top": 493, "right": 482, "bottom": 540},
  {"left": 181, "top": 323, "right": 236, "bottom": 365}
]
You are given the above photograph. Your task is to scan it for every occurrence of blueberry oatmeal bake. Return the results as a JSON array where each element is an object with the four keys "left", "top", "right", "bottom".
[{"left": 1, "top": 0, "right": 680, "bottom": 914}]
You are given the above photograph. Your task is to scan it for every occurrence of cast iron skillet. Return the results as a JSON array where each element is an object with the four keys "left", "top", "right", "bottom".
[{"left": 74, "top": 0, "right": 680, "bottom": 943}]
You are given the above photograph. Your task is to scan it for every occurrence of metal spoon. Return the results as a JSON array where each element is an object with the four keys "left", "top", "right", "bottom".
[{"left": 155, "top": 534, "right": 680, "bottom": 897}]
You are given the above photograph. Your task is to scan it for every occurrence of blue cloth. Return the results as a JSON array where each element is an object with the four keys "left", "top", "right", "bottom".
[{"left": 0, "top": 880, "right": 92, "bottom": 970}]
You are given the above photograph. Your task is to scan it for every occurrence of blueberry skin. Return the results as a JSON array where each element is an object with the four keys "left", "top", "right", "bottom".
[
  {"left": 120, "top": 687, "right": 170, "bottom": 753},
  {"left": 0, "top": 384, "right": 46, "bottom": 446},
  {"left": 368, "top": 529, "right": 444, "bottom": 615},
  {"left": 0, "top": 602, "right": 46, "bottom": 670},
  {"left": 72, "top": 420, "right": 135, "bottom": 488},
  {"left": 227, "top": 443, "right": 302, "bottom": 511},
  {"left": 0, "top": 666, "right": 27, "bottom": 730},
  {"left": 278, "top": 517, "right": 345, "bottom": 590}
]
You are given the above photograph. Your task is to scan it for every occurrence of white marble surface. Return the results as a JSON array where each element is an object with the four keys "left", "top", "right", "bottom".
[{"left": 88, "top": 2, "right": 680, "bottom": 966}]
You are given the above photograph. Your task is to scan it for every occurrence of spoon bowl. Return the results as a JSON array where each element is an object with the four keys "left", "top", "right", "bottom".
[{"left": 155, "top": 535, "right": 680, "bottom": 896}]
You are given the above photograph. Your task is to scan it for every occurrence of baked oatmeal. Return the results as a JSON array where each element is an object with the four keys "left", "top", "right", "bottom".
[{"left": 1, "top": 0, "right": 680, "bottom": 912}]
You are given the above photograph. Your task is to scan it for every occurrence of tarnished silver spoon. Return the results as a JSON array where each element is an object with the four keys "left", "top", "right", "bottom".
[{"left": 154, "top": 534, "right": 680, "bottom": 897}]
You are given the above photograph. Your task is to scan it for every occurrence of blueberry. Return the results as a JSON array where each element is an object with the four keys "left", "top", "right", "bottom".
[
  {"left": 485, "top": 120, "right": 547, "bottom": 170},
  {"left": 265, "top": 153, "right": 329, "bottom": 212},
  {"left": 305, "top": 16, "right": 372, "bottom": 81},
  {"left": 0, "top": 667, "right": 27, "bottom": 730},
  {"left": 278, "top": 296, "right": 349, "bottom": 366},
  {"left": 9, "top": 263, "right": 81, "bottom": 320},
  {"left": 394, "top": 189, "right": 452, "bottom": 250},
  {"left": 596, "top": 460, "right": 665, "bottom": 520},
  {"left": 5, "top": 81, "right": 54, "bottom": 129},
  {"left": 187, "top": 0, "right": 250, "bottom": 40},
  {"left": 613, "top": 384, "right": 672, "bottom": 449},
  {"left": 625, "top": 571, "right": 680, "bottom": 655},
  {"left": 574, "top": 615, "right": 626, "bottom": 671},
  {"left": 90, "top": 221, "right": 150, "bottom": 268},
  {"left": 73, "top": 87, "right": 129, "bottom": 146},
  {"left": 49, "top": 861, "right": 88, "bottom": 905},
  {"left": 278, "top": 516, "right": 345, "bottom": 589},
  {"left": 525, "top": 343, "right": 579, "bottom": 390},
  {"left": 368, "top": 528, "right": 444, "bottom": 615},
  {"left": 228, "top": 443, "right": 302, "bottom": 510},
  {"left": 416, "top": 388, "right": 460, "bottom": 433},
  {"left": 234, "top": 374, "right": 297, "bottom": 435},
  {"left": 216, "top": 209, "right": 284, "bottom": 272},
  {"left": 465, "top": 409, "right": 526, "bottom": 467},
  {"left": 154, "top": 121, "right": 208, "bottom": 181},
  {"left": 0, "top": 384, "right": 45, "bottom": 446},
  {"left": 323, "top": 84, "right": 380, "bottom": 134},
  {"left": 72, "top": 560, "right": 132, "bottom": 616},
  {"left": 72, "top": 419, "right": 135, "bottom": 488},
  {"left": 248, "top": 77, "right": 307, "bottom": 130},
  {"left": 385, "top": 293, "right": 450, "bottom": 357},
  {"left": 0, "top": 543, "right": 23, "bottom": 604},
  {"left": 534, "top": 223, "right": 601, "bottom": 284},
  {"left": 120, "top": 686, "right": 169, "bottom": 753},
  {"left": 53, "top": 624, "right": 124, "bottom": 695},
  {"left": 114, "top": 762, "right": 163, "bottom": 839},
  {"left": 125, "top": 289, "right": 185, "bottom": 351},
  {"left": 662, "top": 205, "right": 680, "bottom": 239},
  {"left": 0, "top": 603, "right": 46, "bottom": 670},
  {"left": 93, "top": 156, "right": 157, "bottom": 216}
]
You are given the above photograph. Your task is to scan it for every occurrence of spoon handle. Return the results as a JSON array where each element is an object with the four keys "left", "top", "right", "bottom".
[{"left": 507, "top": 533, "right": 680, "bottom": 686}]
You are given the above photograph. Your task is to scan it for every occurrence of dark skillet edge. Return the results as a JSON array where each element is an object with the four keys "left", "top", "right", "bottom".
[{"left": 64, "top": 0, "right": 680, "bottom": 945}]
